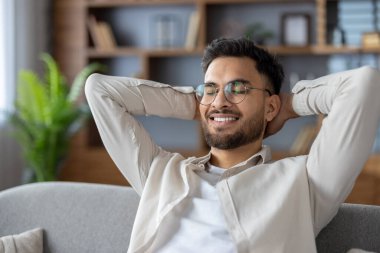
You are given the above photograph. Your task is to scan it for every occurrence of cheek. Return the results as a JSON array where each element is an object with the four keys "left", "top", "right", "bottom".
[
  {"left": 199, "top": 105, "right": 208, "bottom": 120},
  {"left": 240, "top": 99, "right": 263, "bottom": 116},
  {"left": 243, "top": 104, "right": 266, "bottom": 123}
]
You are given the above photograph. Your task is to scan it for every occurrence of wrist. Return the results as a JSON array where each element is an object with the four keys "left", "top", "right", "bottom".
[
  {"left": 286, "top": 94, "right": 299, "bottom": 119},
  {"left": 280, "top": 93, "right": 298, "bottom": 121}
]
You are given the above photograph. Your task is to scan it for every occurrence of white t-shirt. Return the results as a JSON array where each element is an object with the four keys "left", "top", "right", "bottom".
[{"left": 152, "top": 164, "right": 236, "bottom": 253}]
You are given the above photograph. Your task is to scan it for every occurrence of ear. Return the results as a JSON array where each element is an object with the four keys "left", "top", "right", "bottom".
[{"left": 265, "top": 94, "right": 281, "bottom": 122}]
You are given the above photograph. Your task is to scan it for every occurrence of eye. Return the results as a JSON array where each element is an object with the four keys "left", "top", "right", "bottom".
[
  {"left": 227, "top": 81, "right": 246, "bottom": 95},
  {"left": 204, "top": 84, "right": 216, "bottom": 96}
]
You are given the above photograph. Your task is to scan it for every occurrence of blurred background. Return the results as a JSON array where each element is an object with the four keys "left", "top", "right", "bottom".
[{"left": 1, "top": 0, "right": 380, "bottom": 205}]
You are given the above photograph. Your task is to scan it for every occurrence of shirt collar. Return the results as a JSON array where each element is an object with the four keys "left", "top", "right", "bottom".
[{"left": 189, "top": 145, "right": 272, "bottom": 172}]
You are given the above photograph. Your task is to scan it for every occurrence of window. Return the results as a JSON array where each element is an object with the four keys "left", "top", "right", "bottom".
[
  {"left": 0, "top": 0, "right": 15, "bottom": 123},
  {"left": 0, "top": 1, "right": 6, "bottom": 118}
]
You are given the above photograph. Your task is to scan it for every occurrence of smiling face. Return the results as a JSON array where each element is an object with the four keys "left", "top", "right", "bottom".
[{"left": 200, "top": 56, "right": 271, "bottom": 150}]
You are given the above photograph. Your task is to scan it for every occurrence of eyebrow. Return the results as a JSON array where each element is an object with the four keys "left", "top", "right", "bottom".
[
  {"left": 229, "top": 79, "right": 250, "bottom": 85},
  {"left": 204, "top": 79, "right": 251, "bottom": 86},
  {"left": 204, "top": 81, "right": 217, "bottom": 86}
]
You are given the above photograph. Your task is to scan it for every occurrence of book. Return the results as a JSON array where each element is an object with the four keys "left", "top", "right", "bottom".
[
  {"left": 87, "top": 15, "right": 106, "bottom": 49},
  {"left": 87, "top": 15, "right": 117, "bottom": 50},
  {"left": 185, "top": 11, "right": 200, "bottom": 50},
  {"left": 98, "top": 21, "right": 117, "bottom": 49}
]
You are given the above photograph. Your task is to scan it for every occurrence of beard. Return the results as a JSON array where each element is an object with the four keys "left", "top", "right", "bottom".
[{"left": 201, "top": 109, "right": 265, "bottom": 150}]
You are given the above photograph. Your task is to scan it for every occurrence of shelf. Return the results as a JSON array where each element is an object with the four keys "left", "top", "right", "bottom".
[
  {"left": 311, "top": 45, "right": 361, "bottom": 54},
  {"left": 87, "top": 47, "right": 143, "bottom": 57},
  {"left": 267, "top": 46, "right": 316, "bottom": 55},
  {"left": 269, "top": 45, "right": 361, "bottom": 55},
  {"left": 311, "top": 45, "right": 380, "bottom": 54},
  {"left": 87, "top": 45, "right": 380, "bottom": 58},
  {"left": 145, "top": 47, "right": 204, "bottom": 57},
  {"left": 87, "top": 47, "right": 204, "bottom": 58},
  {"left": 204, "top": 0, "right": 313, "bottom": 4},
  {"left": 267, "top": 45, "right": 380, "bottom": 55},
  {"left": 86, "top": 0, "right": 313, "bottom": 7},
  {"left": 86, "top": 0, "right": 196, "bottom": 8},
  {"left": 361, "top": 47, "right": 380, "bottom": 54}
]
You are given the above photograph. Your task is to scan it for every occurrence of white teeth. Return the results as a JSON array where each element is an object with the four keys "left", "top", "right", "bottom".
[{"left": 213, "top": 117, "right": 237, "bottom": 122}]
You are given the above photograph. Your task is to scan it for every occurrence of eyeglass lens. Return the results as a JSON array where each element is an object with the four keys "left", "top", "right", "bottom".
[{"left": 195, "top": 81, "right": 247, "bottom": 105}]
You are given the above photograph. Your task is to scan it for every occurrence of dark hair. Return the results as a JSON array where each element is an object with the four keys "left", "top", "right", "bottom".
[{"left": 201, "top": 37, "right": 284, "bottom": 95}]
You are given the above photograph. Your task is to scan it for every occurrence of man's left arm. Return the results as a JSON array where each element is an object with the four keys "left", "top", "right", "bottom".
[{"left": 291, "top": 66, "right": 380, "bottom": 234}]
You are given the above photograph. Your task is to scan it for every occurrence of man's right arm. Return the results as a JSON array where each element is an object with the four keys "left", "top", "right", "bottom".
[
  {"left": 291, "top": 67, "right": 380, "bottom": 234},
  {"left": 85, "top": 73, "right": 196, "bottom": 194}
]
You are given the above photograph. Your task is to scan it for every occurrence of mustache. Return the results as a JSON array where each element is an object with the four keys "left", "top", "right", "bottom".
[{"left": 206, "top": 109, "right": 241, "bottom": 118}]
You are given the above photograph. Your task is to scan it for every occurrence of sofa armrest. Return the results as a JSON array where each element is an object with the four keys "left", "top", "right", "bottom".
[{"left": 0, "top": 182, "right": 140, "bottom": 253}]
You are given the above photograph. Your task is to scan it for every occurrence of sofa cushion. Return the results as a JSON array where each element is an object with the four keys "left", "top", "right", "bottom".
[{"left": 0, "top": 228, "right": 43, "bottom": 253}]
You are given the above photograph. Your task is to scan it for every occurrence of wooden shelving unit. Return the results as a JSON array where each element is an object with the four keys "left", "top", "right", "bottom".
[
  {"left": 54, "top": 0, "right": 380, "bottom": 205},
  {"left": 55, "top": 0, "right": 380, "bottom": 80},
  {"left": 86, "top": 47, "right": 204, "bottom": 57}
]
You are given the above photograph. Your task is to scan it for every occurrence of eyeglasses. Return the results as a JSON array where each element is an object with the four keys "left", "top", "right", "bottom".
[{"left": 195, "top": 80, "right": 272, "bottom": 105}]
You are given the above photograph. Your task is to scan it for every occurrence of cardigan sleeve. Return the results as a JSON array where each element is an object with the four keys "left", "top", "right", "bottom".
[
  {"left": 292, "top": 66, "right": 380, "bottom": 234},
  {"left": 85, "top": 73, "right": 196, "bottom": 194}
]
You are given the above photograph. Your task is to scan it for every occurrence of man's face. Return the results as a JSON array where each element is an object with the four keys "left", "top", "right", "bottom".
[{"left": 200, "top": 56, "right": 269, "bottom": 150}]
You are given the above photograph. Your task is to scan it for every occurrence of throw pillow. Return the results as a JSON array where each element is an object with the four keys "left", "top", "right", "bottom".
[{"left": 0, "top": 228, "right": 43, "bottom": 253}]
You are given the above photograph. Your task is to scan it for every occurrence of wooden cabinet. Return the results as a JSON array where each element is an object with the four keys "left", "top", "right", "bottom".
[
  {"left": 54, "top": 0, "right": 380, "bottom": 205},
  {"left": 346, "top": 155, "right": 380, "bottom": 205},
  {"left": 272, "top": 152, "right": 380, "bottom": 205}
]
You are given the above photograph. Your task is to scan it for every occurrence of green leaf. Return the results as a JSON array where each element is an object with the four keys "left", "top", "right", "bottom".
[
  {"left": 41, "top": 53, "right": 66, "bottom": 103},
  {"left": 10, "top": 52, "right": 102, "bottom": 182},
  {"left": 16, "top": 71, "right": 49, "bottom": 124}
]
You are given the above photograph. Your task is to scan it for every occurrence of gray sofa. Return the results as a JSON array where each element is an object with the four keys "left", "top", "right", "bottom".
[{"left": 0, "top": 182, "right": 379, "bottom": 253}]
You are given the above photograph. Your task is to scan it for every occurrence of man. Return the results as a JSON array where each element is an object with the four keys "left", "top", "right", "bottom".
[{"left": 85, "top": 37, "right": 380, "bottom": 253}]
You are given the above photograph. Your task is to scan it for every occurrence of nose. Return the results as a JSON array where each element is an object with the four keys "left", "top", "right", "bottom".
[{"left": 211, "top": 88, "right": 232, "bottom": 108}]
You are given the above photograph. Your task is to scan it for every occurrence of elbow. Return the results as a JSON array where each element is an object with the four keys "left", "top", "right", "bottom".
[
  {"left": 344, "top": 66, "right": 380, "bottom": 103},
  {"left": 84, "top": 73, "right": 103, "bottom": 99},
  {"left": 355, "top": 66, "right": 380, "bottom": 92},
  {"left": 348, "top": 66, "right": 380, "bottom": 114}
]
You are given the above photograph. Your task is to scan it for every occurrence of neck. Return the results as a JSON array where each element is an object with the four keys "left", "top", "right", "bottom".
[{"left": 209, "top": 140, "right": 262, "bottom": 169}]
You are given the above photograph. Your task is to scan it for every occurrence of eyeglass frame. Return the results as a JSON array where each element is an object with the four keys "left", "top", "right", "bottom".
[{"left": 194, "top": 80, "right": 273, "bottom": 105}]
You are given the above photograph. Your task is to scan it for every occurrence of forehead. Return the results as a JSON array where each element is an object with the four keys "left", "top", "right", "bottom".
[{"left": 204, "top": 56, "right": 261, "bottom": 83}]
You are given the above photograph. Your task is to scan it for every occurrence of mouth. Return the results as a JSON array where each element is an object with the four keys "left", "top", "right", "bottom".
[
  {"left": 210, "top": 116, "right": 239, "bottom": 122},
  {"left": 207, "top": 110, "right": 241, "bottom": 125},
  {"left": 205, "top": 109, "right": 241, "bottom": 128}
]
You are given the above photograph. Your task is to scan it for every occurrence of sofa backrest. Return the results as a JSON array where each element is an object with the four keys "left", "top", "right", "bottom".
[
  {"left": 0, "top": 182, "right": 139, "bottom": 253},
  {"left": 1, "top": 182, "right": 380, "bottom": 253},
  {"left": 316, "top": 203, "right": 380, "bottom": 253}
]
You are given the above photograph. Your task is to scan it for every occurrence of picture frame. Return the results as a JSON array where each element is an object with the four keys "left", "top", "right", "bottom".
[{"left": 281, "top": 13, "right": 311, "bottom": 46}]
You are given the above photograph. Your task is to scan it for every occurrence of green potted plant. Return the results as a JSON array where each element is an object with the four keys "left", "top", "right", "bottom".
[
  {"left": 244, "top": 22, "right": 274, "bottom": 45},
  {"left": 10, "top": 53, "right": 104, "bottom": 182}
]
